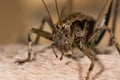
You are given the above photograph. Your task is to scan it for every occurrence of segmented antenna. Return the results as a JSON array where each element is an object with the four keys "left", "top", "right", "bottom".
[
  {"left": 55, "top": 0, "right": 62, "bottom": 25},
  {"left": 41, "top": 0, "right": 53, "bottom": 24}
]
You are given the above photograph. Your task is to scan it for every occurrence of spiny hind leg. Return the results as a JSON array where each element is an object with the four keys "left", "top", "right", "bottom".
[
  {"left": 15, "top": 28, "right": 53, "bottom": 64},
  {"left": 109, "top": 0, "right": 119, "bottom": 45},
  {"left": 107, "top": 28, "right": 120, "bottom": 53},
  {"left": 89, "top": 25, "right": 120, "bottom": 54}
]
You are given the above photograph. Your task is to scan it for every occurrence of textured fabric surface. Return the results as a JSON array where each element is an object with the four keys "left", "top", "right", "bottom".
[{"left": 0, "top": 44, "right": 120, "bottom": 80}]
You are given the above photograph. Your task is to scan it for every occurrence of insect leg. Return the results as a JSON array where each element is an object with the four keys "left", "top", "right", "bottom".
[
  {"left": 89, "top": 25, "right": 120, "bottom": 53},
  {"left": 85, "top": 52, "right": 94, "bottom": 80},
  {"left": 60, "top": 52, "right": 65, "bottom": 60},
  {"left": 51, "top": 43, "right": 58, "bottom": 58},
  {"left": 34, "top": 0, "right": 54, "bottom": 44},
  {"left": 88, "top": 25, "right": 107, "bottom": 46},
  {"left": 78, "top": 45, "right": 95, "bottom": 80},
  {"left": 92, "top": 0, "right": 113, "bottom": 45},
  {"left": 51, "top": 43, "right": 65, "bottom": 60},
  {"left": 106, "top": 28, "right": 120, "bottom": 53},
  {"left": 109, "top": 0, "right": 119, "bottom": 45},
  {"left": 90, "top": 47, "right": 105, "bottom": 80},
  {"left": 15, "top": 28, "right": 53, "bottom": 64},
  {"left": 34, "top": 17, "right": 54, "bottom": 44}
]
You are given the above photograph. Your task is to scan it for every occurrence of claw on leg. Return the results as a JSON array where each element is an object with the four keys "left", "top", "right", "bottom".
[
  {"left": 15, "top": 30, "right": 33, "bottom": 64},
  {"left": 15, "top": 57, "right": 31, "bottom": 64},
  {"left": 15, "top": 45, "right": 32, "bottom": 64}
]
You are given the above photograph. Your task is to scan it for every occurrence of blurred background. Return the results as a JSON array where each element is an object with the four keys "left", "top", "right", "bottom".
[{"left": 0, "top": 0, "right": 120, "bottom": 47}]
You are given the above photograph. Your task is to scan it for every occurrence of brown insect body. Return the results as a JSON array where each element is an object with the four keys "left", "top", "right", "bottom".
[
  {"left": 15, "top": 0, "right": 120, "bottom": 80},
  {"left": 53, "top": 13, "right": 95, "bottom": 53}
]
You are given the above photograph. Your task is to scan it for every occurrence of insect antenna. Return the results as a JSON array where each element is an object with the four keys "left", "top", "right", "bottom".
[
  {"left": 41, "top": 0, "right": 53, "bottom": 25},
  {"left": 55, "top": 0, "right": 62, "bottom": 26}
]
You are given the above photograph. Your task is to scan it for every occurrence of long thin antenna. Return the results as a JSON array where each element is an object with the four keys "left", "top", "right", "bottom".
[
  {"left": 55, "top": 0, "right": 62, "bottom": 25},
  {"left": 41, "top": 0, "right": 53, "bottom": 24}
]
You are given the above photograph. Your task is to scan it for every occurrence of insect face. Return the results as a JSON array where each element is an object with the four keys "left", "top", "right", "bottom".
[{"left": 53, "top": 23, "right": 74, "bottom": 53}]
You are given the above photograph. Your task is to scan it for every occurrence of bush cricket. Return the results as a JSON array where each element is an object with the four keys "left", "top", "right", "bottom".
[{"left": 16, "top": 0, "right": 120, "bottom": 80}]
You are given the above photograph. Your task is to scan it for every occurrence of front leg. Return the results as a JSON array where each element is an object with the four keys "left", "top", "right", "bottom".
[
  {"left": 15, "top": 28, "right": 53, "bottom": 64},
  {"left": 78, "top": 44, "right": 95, "bottom": 80},
  {"left": 34, "top": 17, "right": 54, "bottom": 44}
]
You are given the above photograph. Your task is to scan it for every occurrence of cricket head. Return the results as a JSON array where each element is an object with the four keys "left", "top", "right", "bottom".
[
  {"left": 52, "top": 23, "right": 75, "bottom": 53},
  {"left": 41, "top": 0, "right": 75, "bottom": 53}
]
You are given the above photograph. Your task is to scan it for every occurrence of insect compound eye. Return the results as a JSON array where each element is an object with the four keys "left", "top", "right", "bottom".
[
  {"left": 64, "top": 25, "right": 71, "bottom": 32},
  {"left": 56, "top": 25, "right": 62, "bottom": 30}
]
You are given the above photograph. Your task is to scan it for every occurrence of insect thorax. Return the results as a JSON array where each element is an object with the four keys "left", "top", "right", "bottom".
[{"left": 53, "top": 13, "right": 95, "bottom": 53}]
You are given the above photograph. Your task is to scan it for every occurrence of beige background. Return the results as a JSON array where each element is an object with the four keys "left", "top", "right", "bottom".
[{"left": 0, "top": 0, "right": 120, "bottom": 47}]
